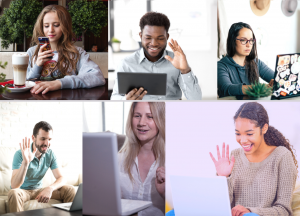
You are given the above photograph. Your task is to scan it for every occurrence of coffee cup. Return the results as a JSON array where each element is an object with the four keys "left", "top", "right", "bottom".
[{"left": 12, "top": 53, "right": 29, "bottom": 86}]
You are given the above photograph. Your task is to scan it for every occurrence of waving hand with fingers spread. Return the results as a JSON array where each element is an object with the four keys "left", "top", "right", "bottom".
[
  {"left": 165, "top": 39, "right": 191, "bottom": 74},
  {"left": 209, "top": 143, "right": 235, "bottom": 177}
]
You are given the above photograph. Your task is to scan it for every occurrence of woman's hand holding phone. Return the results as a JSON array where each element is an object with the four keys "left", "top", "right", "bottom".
[
  {"left": 209, "top": 143, "right": 235, "bottom": 177},
  {"left": 36, "top": 44, "right": 54, "bottom": 67}
]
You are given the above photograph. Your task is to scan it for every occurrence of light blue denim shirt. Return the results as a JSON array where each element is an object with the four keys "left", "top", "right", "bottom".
[
  {"left": 26, "top": 45, "right": 106, "bottom": 89},
  {"left": 111, "top": 49, "right": 202, "bottom": 100},
  {"left": 12, "top": 143, "right": 59, "bottom": 190}
]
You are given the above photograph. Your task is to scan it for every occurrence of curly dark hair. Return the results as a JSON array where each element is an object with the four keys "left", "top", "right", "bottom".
[
  {"left": 139, "top": 12, "right": 170, "bottom": 32},
  {"left": 233, "top": 102, "right": 298, "bottom": 174},
  {"left": 227, "top": 22, "right": 259, "bottom": 84}
]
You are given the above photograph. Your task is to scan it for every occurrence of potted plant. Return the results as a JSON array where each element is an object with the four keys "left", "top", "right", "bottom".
[
  {"left": 111, "top": 37, "right": 121, "bottom": 52},
  {"left": 244, "top": 82, "right": 273, "bottom": 99},
  {"left": 0, "top": 61, "right": 10, "bottom": 94},
  {"left": 68, "top": 0, "right": 108, "bottom": 50},
  {"left": 0, "top": 0, "right": 42, "bottom": 51}
]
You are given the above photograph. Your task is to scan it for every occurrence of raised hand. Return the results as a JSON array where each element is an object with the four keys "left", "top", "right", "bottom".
[
  {"left": 165, "top": 39, "right": 191, "bottom": 74},
  {"left": 209, "top": 143, "right": 235, "bottom": 177},
  {"left": 20, "top": 137, "right": 37, "bottom": 164},
  {"left": 155, "top": 167, "right": 165, "bottom": 199}
]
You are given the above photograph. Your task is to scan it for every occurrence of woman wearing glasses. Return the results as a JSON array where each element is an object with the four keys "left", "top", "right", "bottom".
[{"left": 218, "top": 22, "right": 274, "bottom": 98}]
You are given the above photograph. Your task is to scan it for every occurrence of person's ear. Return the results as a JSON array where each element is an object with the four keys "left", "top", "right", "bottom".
[
  {"left": 166, "top": 33, "right": 169, "bottom": 40},
  {"left": 262, "top": 123, "right": 268, "bottom": 135},
  {"left": 32, "top": 135, "right": 35, "bottom": 142},
  {"left": 139, "top": 32, "right": 142, "bottom": 40}
]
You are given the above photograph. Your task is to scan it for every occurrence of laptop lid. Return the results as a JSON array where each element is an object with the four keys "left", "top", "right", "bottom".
[
  {"left": 70, "top": 183, "right": 82, "bottom": 211},
  {"left": 272, "top": 53, "right": 300, "bottom": 100},
  {"left": 117, "top": 72, "right": 167, "bottom": 95},
  {"left": 83, "top": 132, "right": 122, "bottom": 216},
  {"left": 170, "top": 176, "right": 231, "bottom": 216}
]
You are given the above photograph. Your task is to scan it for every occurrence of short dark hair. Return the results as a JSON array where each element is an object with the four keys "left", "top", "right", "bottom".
[
  {"left": 139, "top": 12, "right": 170, "bottom": 32},
  {"left": 33, "top": 121, "right": 53, "bottom": 137}
]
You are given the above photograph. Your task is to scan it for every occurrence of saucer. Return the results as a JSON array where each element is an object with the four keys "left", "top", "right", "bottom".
[{"left": 2, "top": 81, "right": 35, "bottom": 93}]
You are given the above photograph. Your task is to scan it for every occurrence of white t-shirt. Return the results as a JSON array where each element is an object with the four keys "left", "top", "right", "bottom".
[{"left": 118, "top": 152, "right": 165, "bottom": 216}]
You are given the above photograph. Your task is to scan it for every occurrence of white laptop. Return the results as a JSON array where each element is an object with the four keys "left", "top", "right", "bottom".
[
  {"left": 83, "top": 132, "right": 152, "bottom": 216},
  {"left": 52, "top": 183, "right": 82, "bottom": 211},
  {"left": 170, "top": 176, "right": 232, "bottom": 216}
]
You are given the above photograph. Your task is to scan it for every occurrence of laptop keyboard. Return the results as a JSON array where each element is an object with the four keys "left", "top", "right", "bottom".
[{"left": 61, "top": 204, "right": 71, "bottom": 209}]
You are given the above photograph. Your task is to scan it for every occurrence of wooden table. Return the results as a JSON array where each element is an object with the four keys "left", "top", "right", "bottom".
[
  {"left": 218, "top": 95, "right": 300, "bottom": 100},
  {"left": 0, "top": 79, "right": 108, "bottom": 100}
]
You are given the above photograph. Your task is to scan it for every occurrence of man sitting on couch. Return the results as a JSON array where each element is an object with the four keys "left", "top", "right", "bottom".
[{"left": 8, "top": 121, "right": 76, "bottom": 213}]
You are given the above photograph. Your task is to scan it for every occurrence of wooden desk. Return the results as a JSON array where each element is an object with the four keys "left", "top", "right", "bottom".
[{"left": 0, "top": 79, "right": 108, "bottom": 100}]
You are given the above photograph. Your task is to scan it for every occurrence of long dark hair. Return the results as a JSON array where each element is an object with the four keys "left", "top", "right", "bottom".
[
  {"left": 227, "top": 22, "right": 259, "bottom": 84},
  {"left": 233, "top": 102, "right": 298, "bottom": 173}
]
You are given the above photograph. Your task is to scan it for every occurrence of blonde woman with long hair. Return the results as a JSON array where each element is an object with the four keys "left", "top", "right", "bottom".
[
  {"left": 27, "top": 5, "right": 105, "bottom": 94},
  {"left": 119, "top": 102, "right": 165, "bottom": 216}
]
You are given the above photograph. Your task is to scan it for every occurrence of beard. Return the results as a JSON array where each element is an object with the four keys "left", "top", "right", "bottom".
[
  {"left": 142, "top": 43, "right": 167, "bottom": 60},
  {"left": 35, "top": 141, "right": 49, "bottom": 154}
]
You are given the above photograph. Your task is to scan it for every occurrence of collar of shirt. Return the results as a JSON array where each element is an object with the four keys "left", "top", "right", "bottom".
[{"left": 138, "top": 48, "right": 168, "bottom": 64}]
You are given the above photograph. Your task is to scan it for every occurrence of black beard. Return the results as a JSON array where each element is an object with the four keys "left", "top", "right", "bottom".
[
  {"left": 35, "top": 141, "right": 48, "bottom": 154},
  {"left": 142, "top": 44, "right": 167, "bottom": 61}
]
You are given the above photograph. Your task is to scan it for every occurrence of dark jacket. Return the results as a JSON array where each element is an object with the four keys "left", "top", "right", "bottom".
[{"left": 218, "top": 56, "right": 274, "bottom": 97}]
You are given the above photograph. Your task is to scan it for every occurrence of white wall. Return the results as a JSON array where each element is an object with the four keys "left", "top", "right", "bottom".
[
  {"left": 219, "top": 0, "right": 300, "bottom": 70},
  {"left": 0, "top": 102, "right": 82, "bottom": 169},
  {"left": 166, "top": 101, "right": 300, "bottom": 209}
]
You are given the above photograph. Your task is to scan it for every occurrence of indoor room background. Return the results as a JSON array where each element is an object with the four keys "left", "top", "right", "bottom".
[
  {"left": 165, "top": 101, "right": 300, "bottom": 211},
  {"left": 108, "top": 0, "right": 217, "bottom": 100}
]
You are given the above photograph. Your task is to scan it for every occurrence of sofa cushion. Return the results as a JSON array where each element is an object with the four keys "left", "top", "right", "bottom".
[
  {"left": 0, "top": 147, "right": 19, "bottom": 196},
  {"left": 0, "top": 197, "right": 6, "bottom": 214}
]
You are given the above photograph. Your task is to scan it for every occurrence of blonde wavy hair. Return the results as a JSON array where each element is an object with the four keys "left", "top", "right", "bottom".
[
  {"left": 119, "top": 102, "right": 165, "bottom": 182},
  {"left": 31, "top": 5, "right": 80, "bottom": 75}
]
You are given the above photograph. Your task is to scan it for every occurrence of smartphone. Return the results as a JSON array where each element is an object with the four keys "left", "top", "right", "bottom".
[{"left": 38, "top": 37, "right": 52, "bottom": 59}]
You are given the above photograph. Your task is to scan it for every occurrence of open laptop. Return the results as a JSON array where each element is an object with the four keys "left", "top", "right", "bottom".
[
  {"left": 170, "top": 176, "right": 231, "bottom": 216},
  {"left": 52, "top": 183, "right": 82, "bottom": 211},
  {"left": 83, "top": 132, "right": 152, "bottom": 216},
  {"left": 118, "top": 72, "right": 167, "bottom": 95},
  {"left": 272, "top": 53, "right": 300, "bottom": 100}
]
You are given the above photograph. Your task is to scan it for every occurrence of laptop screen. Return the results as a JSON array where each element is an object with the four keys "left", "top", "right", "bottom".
[{"left": 272, "top": 53, "right": 300, "bottom": 99}]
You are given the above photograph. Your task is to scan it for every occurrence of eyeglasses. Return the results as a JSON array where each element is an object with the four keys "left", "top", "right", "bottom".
[{"left": 236, "top": 38, "right": 256, "bottom": 45}]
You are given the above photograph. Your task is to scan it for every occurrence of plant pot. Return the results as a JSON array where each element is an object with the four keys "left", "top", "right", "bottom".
[{"left": 112, "top": 43, "right": 121, "bottom": 52}]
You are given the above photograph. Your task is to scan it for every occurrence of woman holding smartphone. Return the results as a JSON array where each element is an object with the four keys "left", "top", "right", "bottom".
[
  {"left": 218, "top": 22, "right": 274, "bottom": 98},
  {"left": 27, "top": 5, "right": 105, "bottom": 94},
  {"left": 210, "top": 102, "right": 297, "bottom": 216},
  {"left": 118, "top": 102, "right": 165, "bottom": 216}
]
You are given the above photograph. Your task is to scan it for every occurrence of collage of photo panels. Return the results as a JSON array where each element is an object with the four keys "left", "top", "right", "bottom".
[{"left": 0, "top": 0, "right": 300, "bottom": 216}]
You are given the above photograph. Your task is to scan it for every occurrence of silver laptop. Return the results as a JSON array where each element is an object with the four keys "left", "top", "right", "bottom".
[
  {"left": 170, "top": 176, "right": 231, "bottom": 216},
  {"left": 52, "top": 183, "right": 82, "bottom": 211},
  {"left": 83, "top": 132, "right": 152, "bottom": 216}
]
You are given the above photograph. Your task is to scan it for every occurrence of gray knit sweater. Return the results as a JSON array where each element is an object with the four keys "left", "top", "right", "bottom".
[
  {"left": 218, "top": 56, "right": 274, "bottom": 97},
  {"left": 26, "top": 45, "right": 105, "bottom": 89},
  {"left": 228, "top": 146, "right": 297, "bottom": 216}
]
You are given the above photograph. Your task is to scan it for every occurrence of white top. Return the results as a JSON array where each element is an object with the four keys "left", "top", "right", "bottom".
[{"left": 118, "top": 152, "right": 165, "bottom": 216}]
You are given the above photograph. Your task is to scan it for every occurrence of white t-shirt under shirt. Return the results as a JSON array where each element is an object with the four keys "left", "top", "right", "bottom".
[{"left": 118, "top": 152, "right": 165, "bottom": 216}]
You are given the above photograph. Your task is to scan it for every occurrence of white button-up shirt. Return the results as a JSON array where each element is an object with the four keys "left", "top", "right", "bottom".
[{"left": 118, "top": 152, "right": 165, "bottom": 216}]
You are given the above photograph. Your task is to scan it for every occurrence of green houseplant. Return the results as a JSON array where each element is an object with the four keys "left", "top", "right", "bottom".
[
  {"left": 245, "top": 82, "right": 272, "bottom": 99},
  {"left": 0, "top": 61, "right": 10, "bottom": 94},
  {"left": 0, "top": 0, "right": 42, "bottom": 51},
  {"left": 68, "top": 0, "right": 108, "bottom": 50},
  {"left": 111, "top": 37, "right": 121, "bottom": 52}
]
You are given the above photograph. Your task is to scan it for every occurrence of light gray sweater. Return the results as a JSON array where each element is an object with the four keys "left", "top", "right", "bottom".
[
  {"left": 228, "top": 146, "right": 297, "bottom": 216},
  {"left": 26, "top": 45, "right": 105, "bottom": 89}
]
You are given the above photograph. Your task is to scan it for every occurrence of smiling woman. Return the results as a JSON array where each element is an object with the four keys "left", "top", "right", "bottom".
[
  {"left": 25, "top": 5, "right": 105, "bottom": 94},
  {"left": 118, "top": 102, "right": 165, "bottom": 216},
  {"left": 217, "top": 22, "right": 275, "bottom": 97},
  {"left": 210, "top": 102, "right": 297, "bottom": 216}
]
